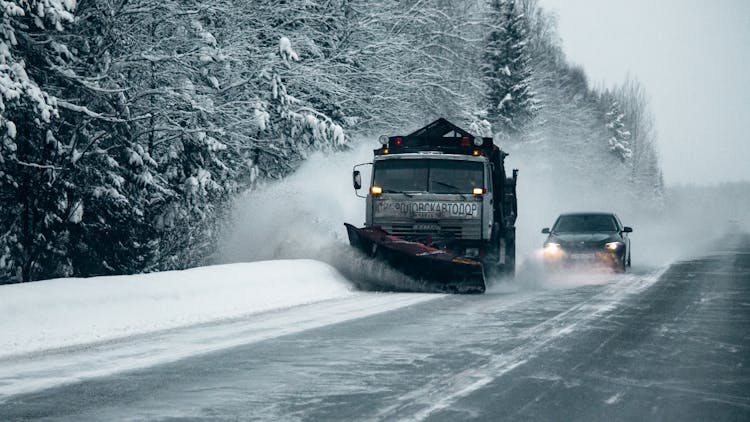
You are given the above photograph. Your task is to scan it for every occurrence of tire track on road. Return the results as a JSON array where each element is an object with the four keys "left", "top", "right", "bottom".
[{"left": 372, "top": 269, "right": 667, "bottom": 421}]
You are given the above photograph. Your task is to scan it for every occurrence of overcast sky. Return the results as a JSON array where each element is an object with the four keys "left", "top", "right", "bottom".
[{"left": 537, "top": 0, "right": 750, "bottom": 185}]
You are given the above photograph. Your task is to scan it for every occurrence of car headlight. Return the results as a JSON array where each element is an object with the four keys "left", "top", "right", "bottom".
[
  {"left": 544, "top": 242, "right": 561, "bottom": 253},
  {"left": 605, "top": 242, "right": 622, "bottom": 251}
]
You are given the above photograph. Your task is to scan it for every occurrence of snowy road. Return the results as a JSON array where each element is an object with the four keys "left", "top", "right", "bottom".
[{"left": 1, "top": 236, "right": 749, "bottom": 421}]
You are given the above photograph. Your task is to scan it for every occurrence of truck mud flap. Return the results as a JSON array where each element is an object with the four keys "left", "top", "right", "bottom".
[{"left": 344, "top": 223, "right": 486, "bottom": 294}]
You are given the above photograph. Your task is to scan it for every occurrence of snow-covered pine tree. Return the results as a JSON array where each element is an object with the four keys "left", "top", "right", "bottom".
[
  {"left": 502, "top": 1, "right": 638, "bottom": 209},
  {"left": 404, "top": 0, "right": 487, "bottom": 126},
  {"left": 0, "top": 0, "right": 78, "bottom": 282},
  {"left": 604, "top": 99, "right": 632, "bottom": 162},
  {"left": 482, "top": 0, "right": 538, "bottom": 138},
  {"left": 614, "top": 76, "right": 664, "bottom": 211},
  {"left": 330, "top": 0, "right": 487, "bottom": 132},
  {"left": 0, "top": 0, "right": 249, "bottom": 278},
  {"left": 256, "top": 35, "right": 346, "bottom": 164},
  {"left": 272, "top": 0, "right": 352, "bottom": 124},
  {"left": 203, "top": 0, "right": 350, "bottom": 179},
  {"left": 74, "top": 0, "right": 350, "bottom": 273},
  {"left": 45, "top": 1, "right": 159, "bottom": 278}
]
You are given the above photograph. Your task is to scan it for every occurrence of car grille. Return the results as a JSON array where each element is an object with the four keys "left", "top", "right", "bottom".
[{"left": 563, "top": 241, "right": 603, "bottom": 251}]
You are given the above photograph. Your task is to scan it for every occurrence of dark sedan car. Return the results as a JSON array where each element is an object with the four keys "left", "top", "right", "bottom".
[{"left": 541, "top": 212, "right": 632, "bottom": 272}]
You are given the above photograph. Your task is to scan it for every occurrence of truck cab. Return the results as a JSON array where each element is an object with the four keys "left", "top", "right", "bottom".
[
  {"left": 352, "top": 119, "right": 517, "bottom": 276},
  {"left": 366, "top": 153, "right": 492, "bottom": 257}
]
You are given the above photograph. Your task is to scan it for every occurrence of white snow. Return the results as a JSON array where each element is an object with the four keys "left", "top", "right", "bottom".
[
  {"left": 208, "top": 75, "right": 220, "bottom": 89},
  {"left": 605, "top": 392, "right": 624, "bottom": 404},
  {"left": 70, "top": 148, "right": 82, "bottom": 163},
  {"left": 498, "top": 92, "right": 512, "bottom": 109},
  {"left": 254, "top": 106, "right": 270, "bottom": 131},
  {"left": 0, "top": 259, "right": 355, "bottom": 359},
  {"left": 68, "top": 200, "right": 83, "bottom": 223},
  {"left": 0, "top": 292, "right": 438, "bottom": 398},
  {"left": 219, "top": 142, "right": 372, "bottom": 264},
  {"left": 332, "top": 123, "right": 345, "bottom": 145},
  {"left": 278, "top": 36, "right": 299, "bottom": 63},
  {"left": 127, "top": 148, "right": 143, "bottom": 166},
  {"left": 5, "top": 120, "right": 16, "bottom": 138}
]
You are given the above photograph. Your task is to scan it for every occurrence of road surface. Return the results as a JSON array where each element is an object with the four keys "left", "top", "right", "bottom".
[{"left": 1, "top": 235, "right": 749, "bottom": 421}]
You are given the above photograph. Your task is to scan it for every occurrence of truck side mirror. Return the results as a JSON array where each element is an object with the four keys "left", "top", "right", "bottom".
[
  {"left": 353, "top": 170, "right": 362, "bottom": 190},
  {"left": 541, "top": 228, "right": 550, "bottom": 234},
  {"left": 623, "top": 226, "right": 633, "bottom": 233}
]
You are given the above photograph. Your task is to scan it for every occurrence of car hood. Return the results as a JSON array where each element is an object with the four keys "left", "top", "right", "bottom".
[{"left": 549, "top": 232, "right": 620, "bottom": 244}]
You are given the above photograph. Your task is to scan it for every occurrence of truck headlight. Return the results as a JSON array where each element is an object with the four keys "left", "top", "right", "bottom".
[{"left": 605, "top": 242, "right": 622, "bottom": 251}]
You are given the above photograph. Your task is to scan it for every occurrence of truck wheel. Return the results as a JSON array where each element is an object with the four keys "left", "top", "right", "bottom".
[
  {"left": 503, "top": 237, "right": 516, "bottom": 276},
  {"left": 481, "top": 241, "right": 502, "bottom": 280}
]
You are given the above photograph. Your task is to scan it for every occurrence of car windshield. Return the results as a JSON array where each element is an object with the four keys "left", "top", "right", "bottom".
[
  {"left": 553, "top": 214, "right": 618, "bottom": 233},
  {"left": 372, "top": 159, "right": 483, "bottom": 194}
]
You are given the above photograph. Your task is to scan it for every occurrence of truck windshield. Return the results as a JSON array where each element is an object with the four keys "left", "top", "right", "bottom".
[
  {"left": 373, "top": 159, "right": 483, "bottom": 194},
  {"left": 553, "top": 215, "right": 618, "bottom": 233}
]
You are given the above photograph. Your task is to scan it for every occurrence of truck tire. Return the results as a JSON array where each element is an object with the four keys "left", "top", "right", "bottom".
[
  {"left": 503, "top": 236, "right": 516, "bottom": 276},
  {"left": 481, "top": 240, "right": 501, "bottom": 279},
  {"left": 482, "top": 236, "right": 515, "bottom": 278}
]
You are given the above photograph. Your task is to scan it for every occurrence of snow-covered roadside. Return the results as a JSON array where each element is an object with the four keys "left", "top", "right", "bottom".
[{"left": 0, "top": 260, "right": 355, "bottom": 358}]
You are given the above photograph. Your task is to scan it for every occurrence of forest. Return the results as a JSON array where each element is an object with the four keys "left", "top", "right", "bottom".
[{"left": 0, "top": 0, "right": 663, "bottom": 283}]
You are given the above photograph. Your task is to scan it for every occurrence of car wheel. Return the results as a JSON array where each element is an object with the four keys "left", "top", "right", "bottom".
[{"left": 614, "top": 256, "right": 626, "bottom": 273}]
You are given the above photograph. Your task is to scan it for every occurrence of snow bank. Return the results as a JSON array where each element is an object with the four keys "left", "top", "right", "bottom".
[{"left": 0, "top": 260, "right": 354, "bottom": 358}]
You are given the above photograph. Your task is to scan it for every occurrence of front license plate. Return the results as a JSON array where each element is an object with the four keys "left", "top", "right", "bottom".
[
  {"left": 570, "top": 253, "right": 596, "bottom": 260},
  {"left": 413, "top": 223, "right": 440, "bottom": 231}
]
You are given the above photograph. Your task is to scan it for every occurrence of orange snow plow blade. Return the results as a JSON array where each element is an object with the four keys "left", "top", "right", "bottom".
[{"left": 344, "top": 223, "right": 486, "bottom": 293}]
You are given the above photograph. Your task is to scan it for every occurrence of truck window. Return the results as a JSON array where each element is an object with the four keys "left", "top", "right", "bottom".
[
  {"left": 429, "top": 161, "right": 483, "bottom": 194},
  {"left": 373, "top": 159, "right": 483, "bottom": 194},
  {"left": 373, "top": 160, "right": 429, "bottom": 192}
]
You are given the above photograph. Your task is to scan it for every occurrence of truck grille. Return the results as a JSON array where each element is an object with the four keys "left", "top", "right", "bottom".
[{"left": 380, "top": 222, "right": 481, "bottom": 240}]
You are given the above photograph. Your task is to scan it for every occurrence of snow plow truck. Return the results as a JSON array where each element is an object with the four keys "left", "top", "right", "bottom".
[{"left": 345, "top": 118, "right": 518, "bottom": 293}]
